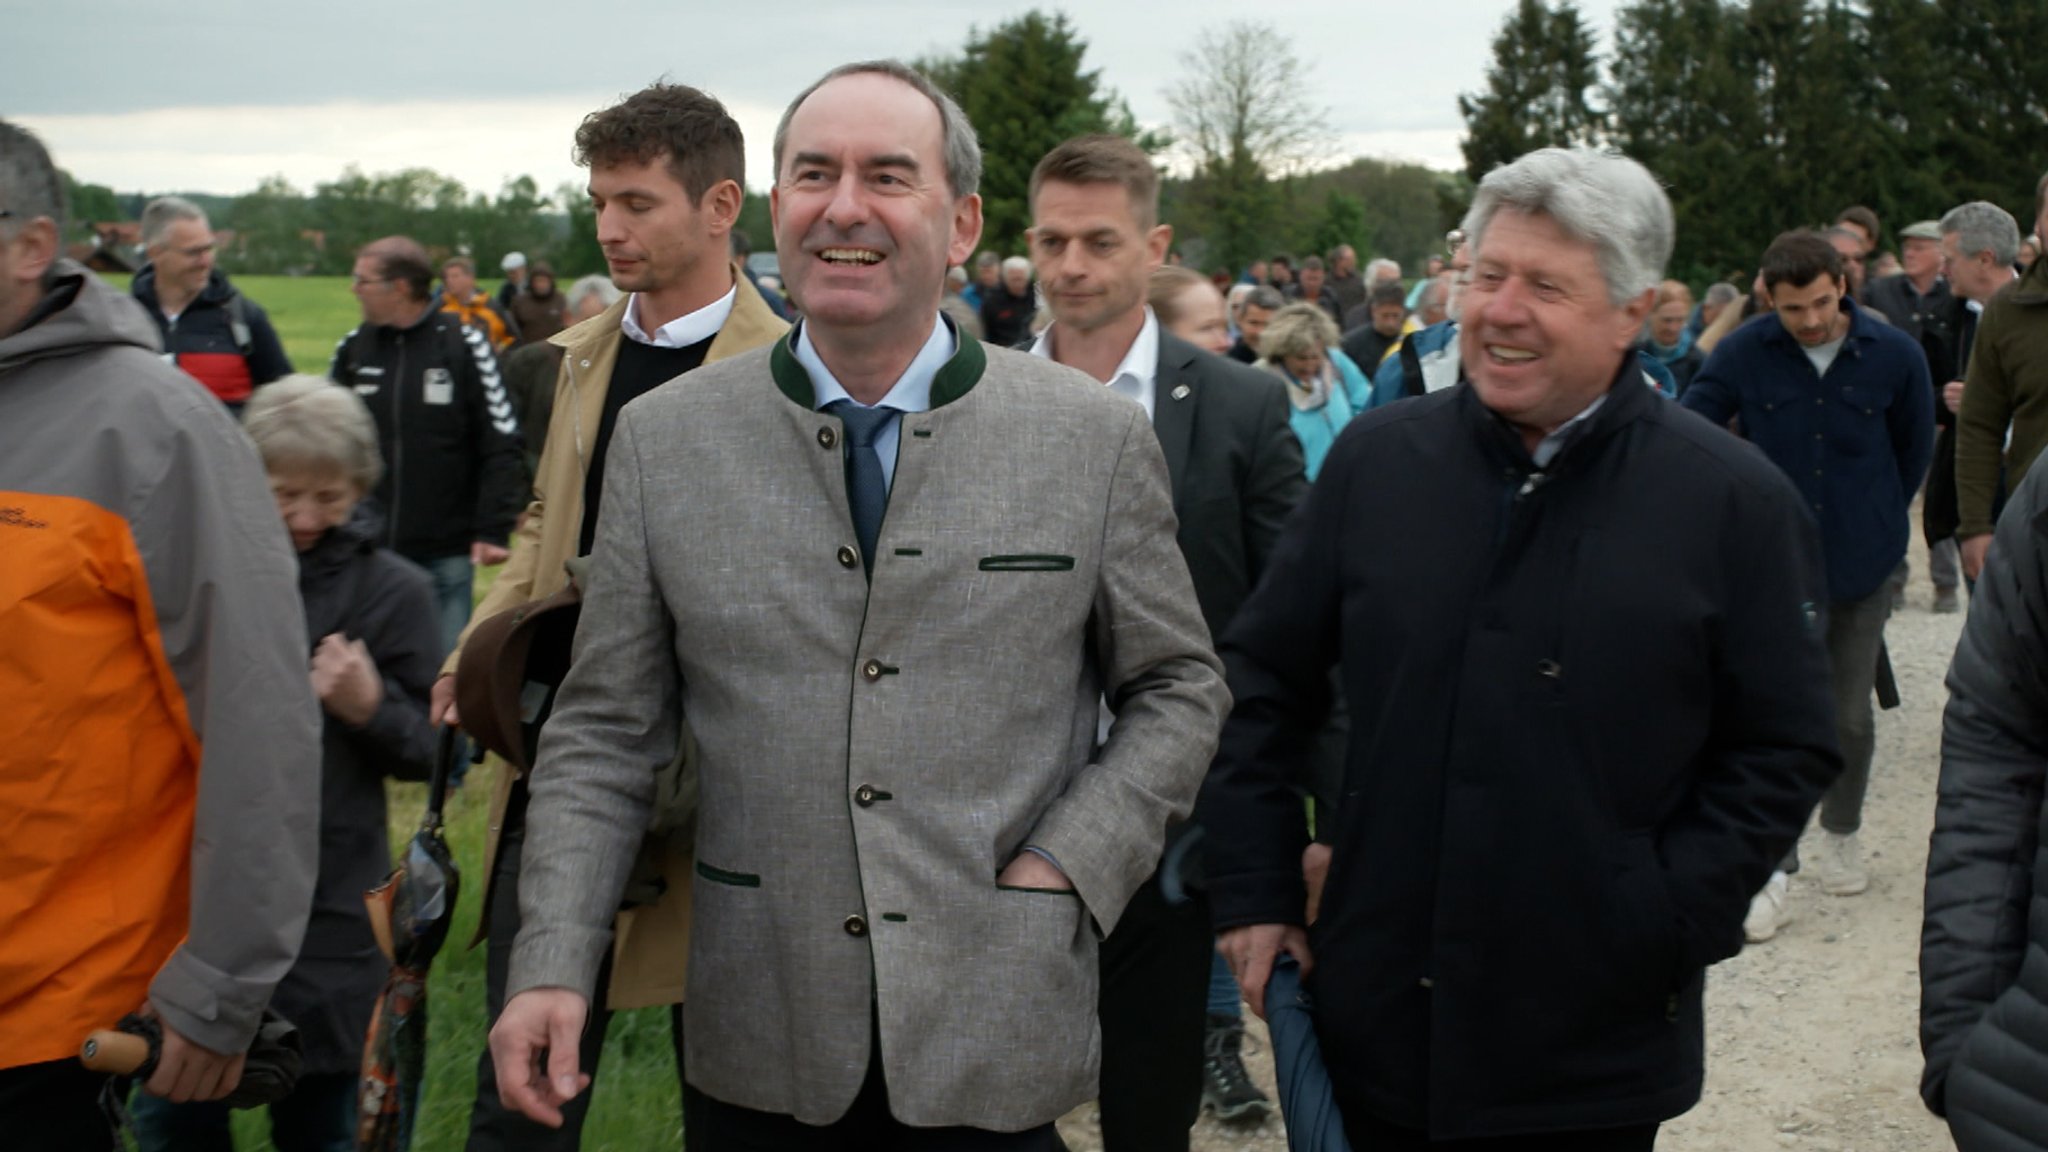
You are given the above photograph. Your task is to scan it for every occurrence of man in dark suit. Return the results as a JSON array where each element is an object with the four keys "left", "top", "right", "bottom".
[{"left": 1026, "top": 134, "right": 1308, "bottom": 1148}]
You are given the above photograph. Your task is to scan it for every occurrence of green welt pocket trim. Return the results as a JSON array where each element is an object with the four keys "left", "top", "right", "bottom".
[
  {"left": 696, "top": 861, "right": 761, "bottom": 888},
  {"left": 978, "top": 554, "right": 1075, "bottom": 572},
  {"left": 998, "top": 883, "right": 1080, "bottom": 897}
]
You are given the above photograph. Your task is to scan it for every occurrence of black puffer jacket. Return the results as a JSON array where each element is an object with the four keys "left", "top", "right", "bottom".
[
  {"left": 266, "top": 515, "right": 440, "bottom": 1075},
  {"left": 1922, "top": 457, "right": 2048, "bottom": 1149},
  {"left": 330, "top": 307, "right": 526, "bottom": 562}
]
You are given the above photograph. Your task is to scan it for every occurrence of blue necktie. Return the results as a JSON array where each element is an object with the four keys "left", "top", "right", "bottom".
[{"left": 827, "top": 400, "right": 896, "bottom": 575}]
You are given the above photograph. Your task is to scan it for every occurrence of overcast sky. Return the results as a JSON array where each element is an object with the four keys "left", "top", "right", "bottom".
[{"left": 7, "top": 0, "right": 1624, "bottom": 199}]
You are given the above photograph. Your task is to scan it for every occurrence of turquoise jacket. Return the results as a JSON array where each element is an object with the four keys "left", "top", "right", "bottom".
[{"left": 1265, "top": 349, "right": 1376, "bottom": 481}]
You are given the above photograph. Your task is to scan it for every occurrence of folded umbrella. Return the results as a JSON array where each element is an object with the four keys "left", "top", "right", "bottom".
[
  {"left": 1265, "top": 955, "right": 1353, "bottom": 1152},
  {"left": 357, "top": 724, "right": 462, "bottom": 1152}
]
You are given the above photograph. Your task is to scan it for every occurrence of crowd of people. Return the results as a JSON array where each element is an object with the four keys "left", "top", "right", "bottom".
[{"left": 8, "top": 52, "right": 2048, "bottom": 1152}]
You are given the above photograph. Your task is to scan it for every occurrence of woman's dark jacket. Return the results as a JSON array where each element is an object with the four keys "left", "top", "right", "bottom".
[{"left": 268, "top": 517, "right": 439, "bottom": 1075}]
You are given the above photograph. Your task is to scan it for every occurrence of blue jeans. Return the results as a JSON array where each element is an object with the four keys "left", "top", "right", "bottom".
[
  {"left": 422, "top": 553, "right": 476, "bottom": 658},
  {"left": 1209, "top": 949, "right": 1243, "bottom": 1017},
  {"left": 130, "top": 1072, "right": 355, "bottom": 1152}
]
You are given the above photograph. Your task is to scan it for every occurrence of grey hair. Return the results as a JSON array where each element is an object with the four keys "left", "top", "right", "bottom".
[
  {"left": 141, "top": 196, "right": 208, "bottom": 249},
  {"left": 1364, "top": 257, "right": 1400, "bottom": 283},
  {"left": 1941, "top": 201, "right": 2022, "bottom": 267},
  {"left": 1704, "top": 282, "right": 1740, "bottom": 307},
  {"left": 1256, "top": 302, "right": 1341, "bottom": 362},
  {"left": 1001, "top": 255, "right": 1032, "bottom": 276},
  {"left": 1244, "top": 285, "right": 1285, "bottom": 313},
  {"left": 1421, "top": 276, "right": 1451, "bottom": 311},
  {"left": 565, "top": 273, "right": 621, "bottom": 314},
  {"left": 242, "top": 375, "right": 385, "bottom": 493},
  {"left": 0, "top": 119, "right": 65, "bottom": 236},
  {"left": 1462, "top": 147, "right": 1673, "bottom": 307},
  {"left": 772, "top": 59, "right": 982, "bottom": 198}
]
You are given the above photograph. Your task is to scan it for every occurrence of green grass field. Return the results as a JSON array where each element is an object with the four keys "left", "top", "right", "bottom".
[{"left": 80, "top": 280, "right": 698, "bottom": 1150}]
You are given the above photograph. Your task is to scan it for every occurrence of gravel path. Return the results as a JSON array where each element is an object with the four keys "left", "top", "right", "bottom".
[{"left": 1059, "top": 533, "right": 1966, "bottom": 1152}]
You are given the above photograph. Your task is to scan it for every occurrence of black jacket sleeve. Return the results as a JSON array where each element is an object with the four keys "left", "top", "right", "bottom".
[
  {"left": 1199, "top": 426, "right": 1352, "bottom": 931},
  {"left": 342, "top": 552, "right": 440, "bottom": 781},
  {"left": 1920, "top": 462, "right": 2048, "bottom": 1114},
  {"left": 1655, "top": 465, "right": 1843, "bottom": 975},
  {"left": 456, "top": 325, "right": 527, "bottom": 546},
  {"left": 244, "top": 299, "right": 294, "bottom": 385},
  {"left": 1240, "top": 374, "right": 1309, "bottom": 591}
]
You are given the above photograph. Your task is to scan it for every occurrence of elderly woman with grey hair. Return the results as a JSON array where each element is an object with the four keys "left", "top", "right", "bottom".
[
  {"left": 129, "top": 376, "right": 441, "bottom": 1152},
  {"left": 1254, "top": 302, "right": 1375, "bottom": 480}
]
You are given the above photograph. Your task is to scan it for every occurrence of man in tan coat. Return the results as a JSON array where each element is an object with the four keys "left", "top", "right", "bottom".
[{"left": 430, "top": 82, "right": 786, "bottom": 1151}]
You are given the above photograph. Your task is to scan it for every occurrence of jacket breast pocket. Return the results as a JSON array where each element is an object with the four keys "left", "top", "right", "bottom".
[{"left": 977, "top": 554, "right": 1076, "bottom": 572}]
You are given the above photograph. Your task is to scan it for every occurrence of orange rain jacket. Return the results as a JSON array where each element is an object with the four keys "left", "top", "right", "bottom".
[{"left": 0, "top": 261, "right": 321, "bottom": 1069}]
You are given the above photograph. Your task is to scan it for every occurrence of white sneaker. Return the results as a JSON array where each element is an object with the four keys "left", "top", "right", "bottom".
[
  {"left": 1816, "top": 830, "right": 1869, "bottom": 896},
  {"left": 1744, "top": 872, "right": 1791, "bottom": 943}
]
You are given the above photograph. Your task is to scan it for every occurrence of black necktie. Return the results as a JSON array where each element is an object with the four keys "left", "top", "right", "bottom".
[{"left": 826, "top": 400, "right": 896, "bottom": 575}]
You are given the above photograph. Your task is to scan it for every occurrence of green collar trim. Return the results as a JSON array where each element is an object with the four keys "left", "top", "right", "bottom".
[{"left": 769, "top": 316, "right": 987, "bottom": 410}]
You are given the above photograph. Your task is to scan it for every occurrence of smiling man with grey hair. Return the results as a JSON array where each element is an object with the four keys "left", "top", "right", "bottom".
[{"left": 1202, "top": 147, "right": 1841, "bottom": 1149}]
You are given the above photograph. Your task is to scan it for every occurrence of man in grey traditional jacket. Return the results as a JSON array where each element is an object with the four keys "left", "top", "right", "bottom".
[{"left": 488, "top": 60, "right": 1230, "bottom": 1149}]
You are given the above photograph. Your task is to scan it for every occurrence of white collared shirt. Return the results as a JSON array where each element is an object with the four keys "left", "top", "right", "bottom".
[
  {"left": 795, "top": 314, "right": 955, "bottom": 493},
  {"left": 621, "top": 284, "right": 737, "bottom": 348},
  {"left": 1532, "top": 393, "right": 1608, "bottom": 468},
  {"left": 1029, "top": 307, "right": 1161, "bottom": 420}
]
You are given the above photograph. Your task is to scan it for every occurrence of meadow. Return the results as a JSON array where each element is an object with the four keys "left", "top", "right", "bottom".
[{"left": 102, "top": 272, "right": 689, "bottom": 1149}]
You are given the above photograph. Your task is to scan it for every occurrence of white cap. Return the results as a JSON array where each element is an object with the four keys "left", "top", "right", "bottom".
[{"left": 501, "top": 252, "right": 527, "bottom": 271}]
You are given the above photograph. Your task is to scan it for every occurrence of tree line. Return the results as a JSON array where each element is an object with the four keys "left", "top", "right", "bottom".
[{"left": 1460, "top": 0, "right": 2048, "bottom": 286}]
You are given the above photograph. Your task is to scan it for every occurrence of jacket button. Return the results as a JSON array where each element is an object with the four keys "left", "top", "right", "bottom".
[
  {"left": 844, "top": 914, "right": 868, "bottom": 937},
  {"left": 855, "top": 784, "right": 877, "bottom": 807},
  {"left": 838, "top": 546, "right": 859, "bottom": 568},
  {"left": 1419, "top": 976, "right": 1435, "bottom": 989},
  {"left": 1537, "top": 659, "right": 1563, "bottom": 679},
  {"left": 818, "top": 426, "right": 838, "bottom": 449},
  {"left": 862, "top": 659, "right": 884, "bottom": 681}
]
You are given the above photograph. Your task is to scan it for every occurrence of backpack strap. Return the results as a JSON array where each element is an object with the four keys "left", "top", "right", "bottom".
[{"left": 222, "top": 291, "right": 254, "bottom": 357}]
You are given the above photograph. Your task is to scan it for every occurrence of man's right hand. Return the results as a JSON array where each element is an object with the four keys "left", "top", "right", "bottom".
[
  {"left": 1944, "top": 380, "right": 1966, "bottom": 414},
  {"left": 1962, "top": 533, "right": 1992, "bottom": 581},
  {"left": 1218, "top": 923, "right": 1313, "bottom": 1020},
  {"left": 143, "top": 1019, "right": 246, "bottom": 1103},
  {"left": 489, "top": 988, "right": 591, "bottom": 1127},
  {"left": 431, "top": 673, "right": 459, "bottom": 728}
]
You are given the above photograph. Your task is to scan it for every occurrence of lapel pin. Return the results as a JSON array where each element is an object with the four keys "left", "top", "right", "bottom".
[{"left": 1171, "top": 384, "right": 1191, "bottom": 401}]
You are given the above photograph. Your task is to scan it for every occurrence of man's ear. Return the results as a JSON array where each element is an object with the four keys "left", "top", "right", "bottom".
[
  {"left": 701, "top": 179, "right": 744, "bottom": 235},
  {"left": 13, "top": 217, "right": 59, "bottom": 285}
]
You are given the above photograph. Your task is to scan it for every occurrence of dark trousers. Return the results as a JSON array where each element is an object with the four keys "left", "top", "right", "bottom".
[
  {"left": 131, "top": 1070, "right": 355, "bottom": 1152},
  {"left": 1095, "top": 866, "right": 1213, "bottom": 1151},
  {"left": 682, "top": 1028, "right": 1060, "bottom": 1152},
  {"left": 1340, "top": 1108, "right": 1658, "bottom": 1151},
  {"left": 0, "top": 1059, "right": 114, "bottom": 1152},
  {"left": 465, "top": 797, "right": 688, "bottom": 1151}
]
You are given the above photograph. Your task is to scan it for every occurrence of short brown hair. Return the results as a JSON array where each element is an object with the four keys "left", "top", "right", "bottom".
[
  {"left": 1654, "top": 279, "right": 1693, "bottom": 309},
  {"left": 1761, "top": 230, "right": 1844, "bottom": 292},
  {"left": 1030, "top": 135, "right": 1159, "bottom": 229},
  {"left": 441, "top": 255, "right": 476, "bottom": 276},
  {"left": 1834, "top": 205, "right": 1880, "bottom": 247},
  {"left": 361, "top": 236, "right": 434, "bottom": 301},
  {"left": 574, "top": 83, "right": 746, "bottom": 202}
]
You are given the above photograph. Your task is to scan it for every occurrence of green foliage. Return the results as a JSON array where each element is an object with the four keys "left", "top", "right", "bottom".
[
  {"left": 922, "top": 10, "right": 1159, "bottom": 256},
  {"left": 1458, "top": 0, "right": 1606, "bottom": 182},
  {"left": 1467, "top": 0, "right": 2048, "bottom": 288},
  {"left": 59, "top": 169, "right": 123, "bottom": 238}
]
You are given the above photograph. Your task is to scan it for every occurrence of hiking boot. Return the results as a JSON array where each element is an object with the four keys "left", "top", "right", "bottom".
[
  {"left": 1744, "top": 872, "right": 1791, "bottom": 943},
  {"left": 1934, "top": 586, "right": 1962, "bottom": 614},
  {"left": 1202, "top": 1012, "right": 1272, "bottom": 1124},
  {"left": 1816, "top": 830, "right": 1869, "bottom": 896}
]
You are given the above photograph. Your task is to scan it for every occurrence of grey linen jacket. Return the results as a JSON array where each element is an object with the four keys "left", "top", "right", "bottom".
[{"left": 510, "top": 321, "right": 1230, "bottom": 1130}]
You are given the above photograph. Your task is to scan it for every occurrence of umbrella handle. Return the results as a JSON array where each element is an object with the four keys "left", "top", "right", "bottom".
[
  {"left": 426, "top": 724, "right": 458, "bottom": 827},
  {"left": 81, "top": 1030, "right": 151, "bottom": 1075}
]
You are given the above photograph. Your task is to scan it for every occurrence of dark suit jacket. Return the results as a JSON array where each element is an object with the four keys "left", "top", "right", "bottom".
[{"left": 1149, "top": 330, "right": 1308, "bottom": 639}]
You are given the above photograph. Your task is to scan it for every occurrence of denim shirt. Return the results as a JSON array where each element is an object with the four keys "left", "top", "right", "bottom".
[{"left": 1681, "top": 298, "right": 1935, "bottom": 602}]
